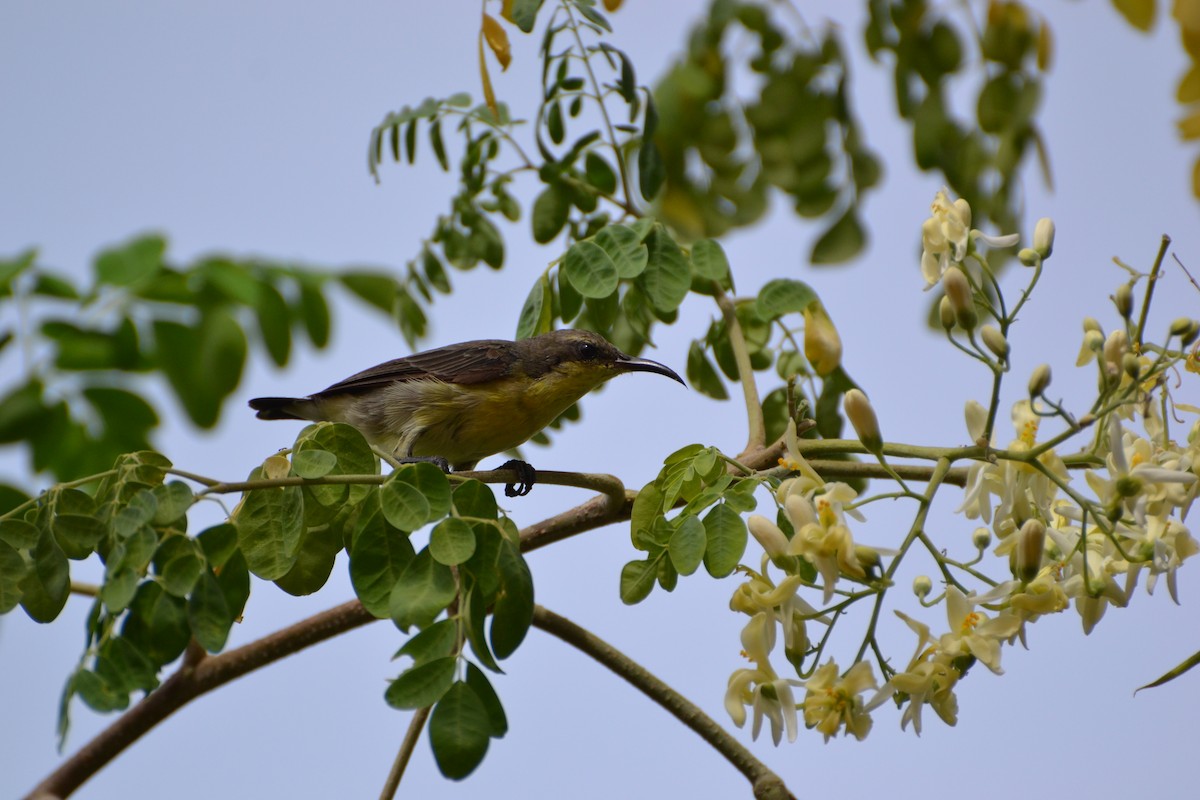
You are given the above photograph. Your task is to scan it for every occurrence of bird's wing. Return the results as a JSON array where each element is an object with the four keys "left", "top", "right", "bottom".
[{"left": 314, "top": 339, "right": 519, "bottom": 395}]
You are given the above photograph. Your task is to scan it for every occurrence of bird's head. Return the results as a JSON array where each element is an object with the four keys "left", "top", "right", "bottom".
[{"left": 516, "top": 329, "right": 684, "bottom": 395}]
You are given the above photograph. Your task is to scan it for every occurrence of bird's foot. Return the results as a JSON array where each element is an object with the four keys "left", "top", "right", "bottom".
[
  {"left": 396, "top": 455, "right": 451, "bottom": 473},
  {"left": 498, "top": 459, "right": 537, "bottom": 497}
]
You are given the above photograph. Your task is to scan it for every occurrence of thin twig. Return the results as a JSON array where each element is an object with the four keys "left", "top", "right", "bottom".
[
  {"left": 379, "top": 705, "right": 432, "bottom": 800},
  {"left": 716, "top": 289, "right": 766, "bottom": 455},
  {"left": 531, "top": 605, "right": 794, "bottom": 800}
]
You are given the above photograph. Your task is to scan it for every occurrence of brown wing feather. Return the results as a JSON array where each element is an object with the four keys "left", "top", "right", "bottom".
[{"left": 313, "top": 339, "right": 519, "bottom": 396}]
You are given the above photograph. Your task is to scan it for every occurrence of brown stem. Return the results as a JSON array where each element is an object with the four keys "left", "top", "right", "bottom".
[
  {"left": 531, "top": 605, "right": 794, "bottom": 800},
  {"left": 25, "top": 601, "right": 375, "bottom": 800},
  {"left": 379, "top": 705, "right": 432, "bottom": 800}
]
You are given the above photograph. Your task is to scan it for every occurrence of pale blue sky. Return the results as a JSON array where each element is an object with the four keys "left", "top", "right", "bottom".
[{"left": 2, "top": 3, "right": 1198, "bottom": 799}]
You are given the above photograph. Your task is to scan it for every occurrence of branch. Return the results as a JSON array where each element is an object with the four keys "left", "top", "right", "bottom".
[
  {"left": 716, "top": 289, "right": 766, "bottom": 456},
  {"left": 531, "top": 605, "right": 794, "bottom": 800},
  {"left": 25, "top": 600, "right": 376, "bottom": 800},
  {"left": 379, "top": 705, "right": 431, "bottom": 800}
]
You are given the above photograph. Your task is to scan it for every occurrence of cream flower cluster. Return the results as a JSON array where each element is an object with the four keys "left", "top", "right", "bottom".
[{"left": 920, "top": 188, "right": 1020, "bottom": 288}]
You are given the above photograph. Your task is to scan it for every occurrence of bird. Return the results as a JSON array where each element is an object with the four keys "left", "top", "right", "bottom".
[{"left": 249, "top": 328, "right": 685, "bottom": 496}]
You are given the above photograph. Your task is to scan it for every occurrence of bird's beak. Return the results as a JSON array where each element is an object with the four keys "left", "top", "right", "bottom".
[{"left": 616, "top": 353, "right": 686, "bottom": 385}]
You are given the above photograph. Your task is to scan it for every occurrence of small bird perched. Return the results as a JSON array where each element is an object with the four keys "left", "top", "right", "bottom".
[{"left": 249, "top": 329, "right": 684, "bottom": 496}]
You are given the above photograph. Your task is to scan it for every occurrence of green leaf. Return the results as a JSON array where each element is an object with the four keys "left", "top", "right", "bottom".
[
  {"left": 340, "top": 272, "right": 398, "bottom": 315},
  {"left": 381, "top": 470, "right": 432, "bottom": 532},
  {"left": 465, "top": 662, "right": 508, "bottom": 737},
  {"left": 297, "top": 279, "right": 331, "bottom": 347},
  {"left": 237, "top": 481, "right": 304, "bottom": 581},
  {"left": 18, "top": 526, "right": 69, "bottom": 622},
  {"left": 1135, "top": 648, "right": 1200, "bottom": 694},
  {"left": 686, "top": 341, "right": 728, "bottom": 401},
  {"left": 515, "top": 274, "right": 553, "bottom": 340},
  {"left": 463, "top": 580, "right": 500, "bottom": 672},
  {"left": 188, "top": 569, "right": 234, "bottom": 652},
  {"left": 637, "top": 227, "right": 690, "bottom": 313},
  {"left": 121, "top": 582, "right": 190, "bottom": 666},
  {"left": 453, "top": 480, "right": 498, "bottom": 519},
  {"left": 349, "top": 501, "right": 416, "bottom": 618},
  {"left": 702, "top": 503, "right": 747, "bottom": 578},
  {"left": 386, "top": 656, "right": 457, "bottom": 710},
  {"left": 390, "top": 549, "right": 457, "bottom": 631},
  {"left": 593, "top": 224, "right": 648, "bottom": 279},
  {"left": 153, "top": 535, "right": 204, "bottom": 597},
  {"left": 757, "top": 278, "right": 818, "bottom": 321},
  {"left": 292, "top": 448, "right": 337, "bottom": 479},
  {"left": 430, "top": 517, "right": 477, "bottom": 566},
  {"left": 584, "top": 151, "right": 617, "bottom": 195},
  {"left": 811, "top": 209, "right": 865, "bottom": 264},
  {"left": 295, "top": 422, "right": 378, "bottom": 505},
  {"left": 394, "top": 619, "right": 458, "bottom": 666},
  {"left": 557, "top": 266, "right": 583, "bottom": 323},
  {"left": 531, "top": 184, "right": 570, "bottom": 244},
  {"left": 490, "top": 542, "right": 533, "bottom": 660},
  {"left": 0, "top": 539, "right": 29, "bottom": 613},
  {"left": 255, "top": 281, "right": 292, "bottom": 367},
  {"left": 620, "top": 558, "right": 657, "bottom": 604},
  {"left": 429, "top": 682, "right": 492, "bottom": 780},
  {"left": 563, "top": 240, "right": 619, "bottom": 299},
  {"left": 404, "top": 461, "right": 453, "bottom": 521},
  {"left": 274, "top": 522, "right": 343, "bottom": 597},
  {"left": 690, "top": 239, "right": 730, "bottom": 283},
  {"left": 509, "top": 0, "right": 544, "bottom": 32},
  {"left": 668, "top": 515, "right": 706, "bottom": 576},
  {"left": 95, "top": 235, "right": 165, "bottom": 286}
]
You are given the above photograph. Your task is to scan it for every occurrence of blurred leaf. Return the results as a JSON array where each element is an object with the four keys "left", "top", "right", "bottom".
[
  {"left": 18, "top": 526, "right": 69, "bottom": 623},
  {"left": 584, "top": 151, "right": 617, "bottom": 195},
  {"left": 465, "top": 663, "right": 508, "bottom": 737},
  {"left": 1111, "top": 0, "right": 1156, "bottom": 31},
  {"left": 1135, "top": 649, "right": 1200, "bottom": 693},
  {"left": 0, "top": 539, "right": 30, "bottom": 613},
  {"left": 95, "top": 235, "right": 165, "bottom": 287},
  {"left": 121, "top": 582, "right": 190, "bottom": 666},
  {"left": 515, "top": 274, "right": 553, "bottom": 339},
  {"left": 686, "top": 341, "right": 728, "bottom": 400},
  {"left": 531, "top": 184, "right": 570, "bottom": 243},
  {"left": 810, "top": 209, "right": 865, "bottom": 264},
  {"left": 690, "top": 239, "right": 730, "bottom": 283},
  {"left": 340, "top": 272, "right": 398, "bottom": 315},
  {"left": 757, "top": 278, "right": 818, "bottom": 320},
  {"left": 394, "top": 618, "right": 458, "bottom": 666},
  {"left": 188, "top": 569, "right": 234, "bottom": 652},
  {"left": 508, "top": 0, "right": 544, "bottom": 32},
  {"left": 255, "top": 281, "right": 292, "bottom": 367}
]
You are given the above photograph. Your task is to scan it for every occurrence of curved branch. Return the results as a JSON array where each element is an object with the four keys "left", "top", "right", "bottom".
[
  {"left": 531, "top": 605, "right": 794, "bottom": 800},
  {"left": 25, "top": 601, "right": 376, "bottom": 800}
]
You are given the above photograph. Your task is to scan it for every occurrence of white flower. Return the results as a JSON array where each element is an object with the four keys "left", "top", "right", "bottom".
[
  {"left": 802, "top": 660, "right": 877, "bottom": 742},
  {"left": 936, "top": 586, "right": 1022, "bottom": 673},
  {"left": 921, "top": 189, "right": 972, "bottom": 287}
]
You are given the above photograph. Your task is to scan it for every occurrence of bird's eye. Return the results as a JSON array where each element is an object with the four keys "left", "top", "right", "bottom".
[{"left": 578, "top": 341, "right": 597, "bottom": 359}]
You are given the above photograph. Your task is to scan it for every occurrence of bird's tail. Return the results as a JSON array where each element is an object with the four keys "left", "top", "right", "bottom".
[{"left": 248, "top": 396, "right": 318, "bottom": 421}]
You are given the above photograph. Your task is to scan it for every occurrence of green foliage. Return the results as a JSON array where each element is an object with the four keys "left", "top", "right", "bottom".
[
  {"left": 865, "top": 0, "right": 1050, "bottom": 252},
  {"left": 624, "top": 444, "right": 761, "bottom": 604},
  {"left": 0, "top": 238, "right": 400, "bottom": 483}
]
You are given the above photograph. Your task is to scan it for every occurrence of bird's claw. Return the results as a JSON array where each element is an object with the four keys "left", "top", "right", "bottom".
[{"left": 499, "top": 459, "right": 537, "bottom": 497}]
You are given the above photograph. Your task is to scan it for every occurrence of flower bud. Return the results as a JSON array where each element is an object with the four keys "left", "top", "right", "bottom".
[
  {"left": 913, "top": 575, "right": 933, "bottom": 598},
  {"left": 942, "top": 267, "right": 976, "bottom": 330},
  {"left": 1083, "top": 317, "right": 1101, "bottom": 334},
  {"left": 1182, "top": 322, "right": 1200, "bottom": 349},
  {"left": 1033, "top": 217, "right": 1055, "bottom": 258},
  {"left": 803, "top": 302, "right": 842, "bottom": 377},
  {"left": 854, "top": 545, "right": 882, "bottom": 577},
  {"left": 1122, "top": 352, "right": 1141, "bottom": 380},
  {"left": 1103, "top": 329, "right": 1128, "bottom": 375},
  {"left": 1017, "top": 247, "right": 1040, "bottom": 266},
  {"left": 981, "top": 325, "right": 1009, "bottom": 360},
  {"left": 748, "top": 515, "right": 789, "bottom": 559},
  {"left": 939, "top": 295, "right": 956, "bottom": 330},
  {"left": 1013, "top": 518, "right": 1046, "bottom": 582},
  {"left": 1113, "top": 284, "right": 1134, "bottom": 320},
  {"left": 954, "top": 198, "right": 972, "bottom": 230},
  {"left": 1169, "top": 317, "right": 1199, "bottom": 345},
  {"left": 843, "top": 389, "right": 883, "bottom": 455},
  {"left": 971, "top": 526, "right": 992, "bottom": 551},
  {"left": 1027, "top": 363, "right": 1051, "bottom": 397}
]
